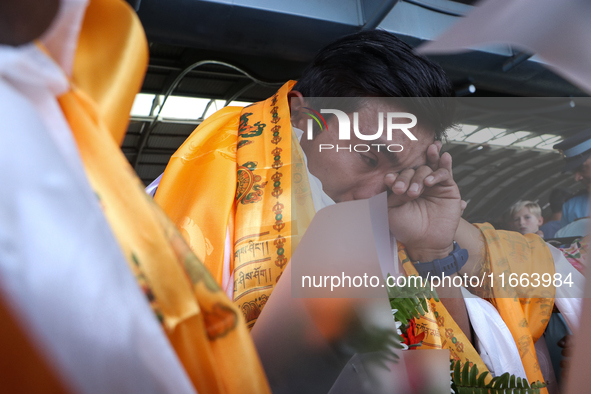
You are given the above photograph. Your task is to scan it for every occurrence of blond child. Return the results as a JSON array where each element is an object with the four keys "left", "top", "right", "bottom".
[{"left": 510, "top": 200, "right": 544, "bottom": 236}]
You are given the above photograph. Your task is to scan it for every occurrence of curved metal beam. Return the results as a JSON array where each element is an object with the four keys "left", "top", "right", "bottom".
[{"left": 361, "top": 0, "right": 400, "bottom": 30}]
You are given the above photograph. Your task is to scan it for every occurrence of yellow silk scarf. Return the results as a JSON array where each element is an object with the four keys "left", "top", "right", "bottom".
[
  {"left": 399, "top": 244, "right": 493, "bottom": 385},
  {"left": 400, "top": 225, "right": 555, "bottom": 392},
  {"left": 475, "top": 224, "right": 555, "bottom": 392},
  {"left": 155, "top": 81, "right": 315, "bottom": 328},
  {"left": 57, "top": 0, "right": 270, "bottom": 392}
]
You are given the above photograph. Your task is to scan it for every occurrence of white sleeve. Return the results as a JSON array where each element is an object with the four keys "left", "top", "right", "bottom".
[
  {"left": 546, "top": 244, "right": 585, "bottom": 333},
  {"left": 0, "top": 73, "right": 195, "bottom": 393},
  {"left": 461, "top": 288, "right": 528, "bottom": 379},
  {"left": 145, "top": 173, "right": 163, "bottom": 197}
]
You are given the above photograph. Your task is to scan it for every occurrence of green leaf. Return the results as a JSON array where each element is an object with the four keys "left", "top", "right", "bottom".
[
  {"left": 494, "top": 373, "right": 509, "bottom": 389},
  {"left": 430, "top": 287, "right": 440, "bottom": 302},
  {"left": 419, "top": 296, "right": 429, "bottom": 313},
  {"left": 388, "top": 273, "right": 440, "bottom": 328},
  {"left": 414, "top": 297, "right": 425, "bottom": 316},
  {"left": 469, "top": 363, "right": 478, "bottom": 386},
  {"left": 524, "top": 379, "right": 531, "bottom": 389},
  {"left": 462, "top": 362, "right": 470, "bottom": 387},
  {"left": 403, "top": 298, "right": 420, "bottom": 319},
  {"left": 477, "top": 371, "right": 489, "bottom": 386},
  {"left": 396, "top": 308, "right": 411, "bottom": 325},
  {"left": 454, "top": 359, "right": 462, "bottom": 385}
]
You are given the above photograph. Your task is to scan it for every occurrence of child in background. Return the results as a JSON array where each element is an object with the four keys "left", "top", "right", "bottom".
[{"left": 510, "top": 200, "right": 544, "bottom": 236}]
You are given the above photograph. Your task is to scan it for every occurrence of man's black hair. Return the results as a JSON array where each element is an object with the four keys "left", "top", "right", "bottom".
[{"left": 294, "top": 30, "right": 456, "bottom": 140}]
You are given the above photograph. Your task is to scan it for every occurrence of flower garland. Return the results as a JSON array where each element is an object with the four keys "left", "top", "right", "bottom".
[
  {"left": 388, "top": 279, "right": 546, "bottom": 393},
  {"left": 391, "top": 308, "right": 425, "bottom": 350}
]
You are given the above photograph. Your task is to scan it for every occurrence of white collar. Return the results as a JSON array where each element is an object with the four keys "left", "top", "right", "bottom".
[
  {"left": 0, "top": 0, "right": 89, "bottom": 95},
  {"left": 0, "top": 43, "right": 67, "bottom": 96},
  {"left": 40, "top": 0, "right": 89, "bottom": 76}
]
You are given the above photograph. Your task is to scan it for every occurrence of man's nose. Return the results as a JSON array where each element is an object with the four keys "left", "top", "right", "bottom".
[{"left": 575, "top": 171, "right": 584, "bottom": 182}]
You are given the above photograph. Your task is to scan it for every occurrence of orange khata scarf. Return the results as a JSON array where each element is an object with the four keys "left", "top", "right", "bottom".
[
  {"left": 155, "top": 80, "right": 316, "bottom": 329},
  {"left": 400, "top": 224, "right": 554, "bottom": 392},
  {"left": 56, "top": 0, "right": 271, "bottom": 393}
]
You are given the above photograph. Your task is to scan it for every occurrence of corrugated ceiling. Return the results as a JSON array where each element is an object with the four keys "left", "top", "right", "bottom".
[{"left": 123, "top": 0, "right": 590, "bottom": 223}]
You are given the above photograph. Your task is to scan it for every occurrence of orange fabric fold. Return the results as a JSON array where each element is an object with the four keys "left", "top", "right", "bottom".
[
  {"left": 156, "top": 106, "right": 243, "bottom": 284},
  {"left": 155, "top": 81, "right": 316, "bottom": 328},
  {"left": 52, "top": 0, "right": 271, "bottom": 392},
  {"left": 73, "top": 0, "right": 148, "bottom": 144},
  {"left": 475, "top": 224, "right": 555, "bottom": 393},
  {"left": 398, "top": 243, "right": 493, "bottom": 385}
]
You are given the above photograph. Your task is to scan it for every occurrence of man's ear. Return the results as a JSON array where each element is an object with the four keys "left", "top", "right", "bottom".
[{"left": 288, "top": 90, "right": 307, "bottom": 130}]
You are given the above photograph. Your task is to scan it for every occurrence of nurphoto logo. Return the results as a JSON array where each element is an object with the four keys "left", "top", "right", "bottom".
[{"left": 305, "top": 108, "right": 418, "bottom": 153}]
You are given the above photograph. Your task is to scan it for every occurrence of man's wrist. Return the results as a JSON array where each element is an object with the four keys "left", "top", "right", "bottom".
[{"left": 409, "top": 242, "right": 469, "bottom": 280}]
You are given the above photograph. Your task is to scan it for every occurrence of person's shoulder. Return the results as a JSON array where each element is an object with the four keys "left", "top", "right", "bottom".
[
  {"left": 564, "top": 190, "right": 589, "bottom": 205},
  {"left": 573, "top": 189, "right": 588, "bottom": 197},
  {"left": 555, "top": 218, "right": 589, "bottom": 238},
  {"left": 540, "top": 220, "right": 561, "bottom": 238}
]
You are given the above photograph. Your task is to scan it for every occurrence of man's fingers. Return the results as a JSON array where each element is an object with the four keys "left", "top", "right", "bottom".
[
  {"left": 426, "top": 143, "right": 440, "bottom": 171},
  {"left": 427, "top": 145, "right": 454, "bottom": 178},
  {"left": 558, "top": 335, "right": 572, "bottom": 357},
  {"left": 391, "top": 168, "right": 416, "bottom": 195},
  {"left": 384, "top": 173, "right": 397, "bottom": 189},
  {"left": 387, "top": 147, "right": 456, "bottom": 202},
  {"left": 424, "top": 166, "right": 452, "bottom": 188},
  {"left": 460, "top": 200, "right": 467, "bottom": 215},
  {"left": 423, "top": 152, "right": 455, "bottom": 188},
  {"left": 387, "top": 187, "right": 419, "bottom": 208},
  {"left": 391, "top": 167, "right": 434, "bottom": 197},
  {"left": 387, "top": 167, "right": 432, "bottom": 207},
  {"left": 558, "top": 335, "right": 571, "bottom": 348},
  {"left": 407, "top": 166, "right": 434, "bottom": 197},
  {"left": 440, "top": 152, "right": 453, "bottom": 176}
]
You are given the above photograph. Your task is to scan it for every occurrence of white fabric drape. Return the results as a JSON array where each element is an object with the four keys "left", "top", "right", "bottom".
[{"left": 0, "top": 2, "right": 195, "bottom": 392}]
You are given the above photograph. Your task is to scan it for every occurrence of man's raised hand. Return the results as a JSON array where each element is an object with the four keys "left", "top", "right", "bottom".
[{"left": 385, "top": 143, "right": 462, "bottom": 262}]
